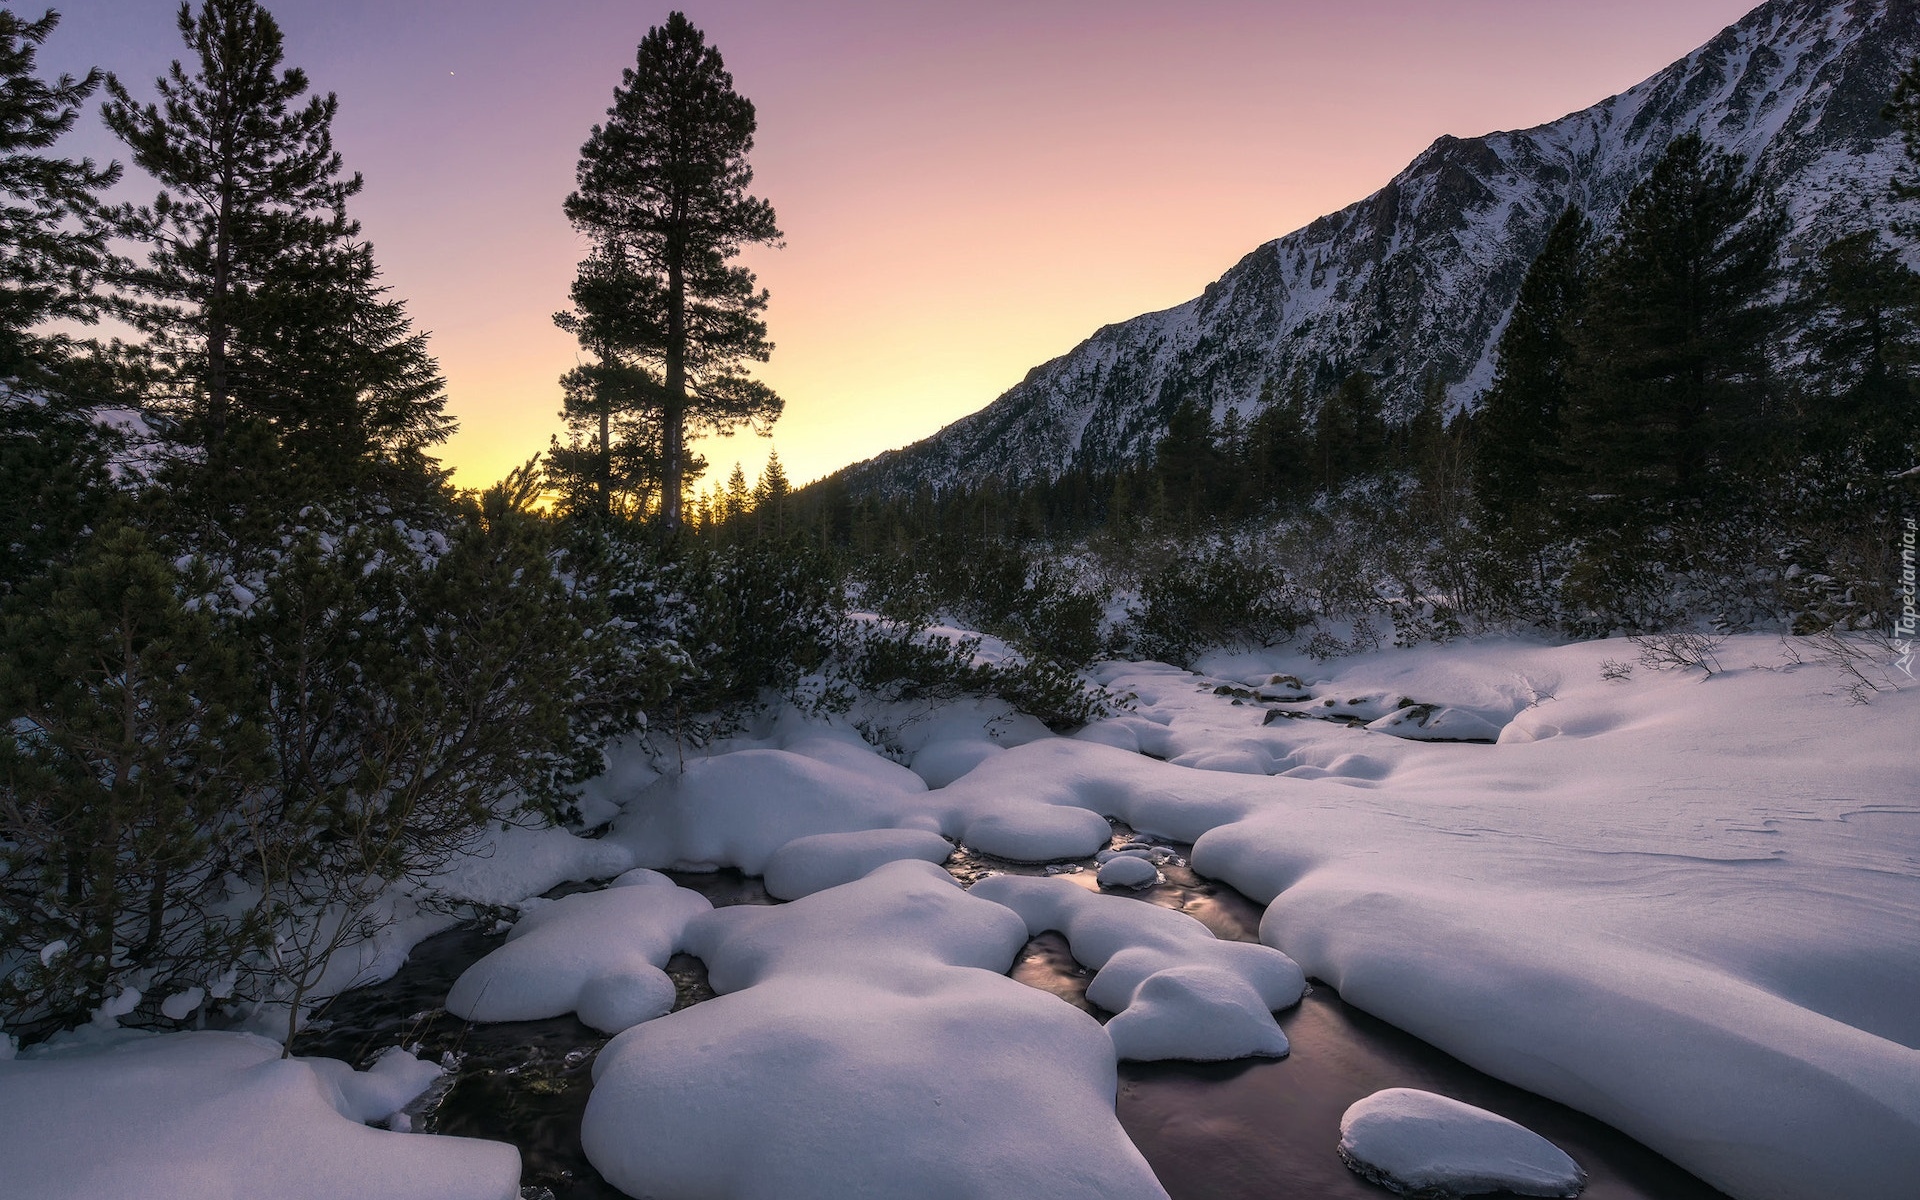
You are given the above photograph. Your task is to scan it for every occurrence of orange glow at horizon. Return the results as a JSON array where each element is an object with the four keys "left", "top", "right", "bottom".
[{"left": 54, "top": 1, "right": 1763, "bottom": 493}]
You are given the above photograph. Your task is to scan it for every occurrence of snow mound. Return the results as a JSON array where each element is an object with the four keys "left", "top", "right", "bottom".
[
  {"left": 910, "top": 737, "right": 1004, "bottom": 787},
  {"left": 762, "top": 827, "right": 954, "bottom": 899},
  {"left": 583, "top": 860, "right": 1168, "bottom": 1200},
  {"left": 0, "top": 1031, "right": 518, "bottom": 1200},
  {"left": 446, "top": 868, "right": 710, "bottom": 1033},
  {"left": 1096, "top": 855, "right": 1161, "bottom": 888},
  {"left": 607, "top": 747, "right": 930, "bottom": 873},
  {"left": 1365, "top": 704, "right": 1502, "bottom": 743},
  {"left": 972, "top": 874, "right": 1304, "bottom": 1061},
  {"left": 430, "top": 821, "right": 636, "bottom": 906},
  {"left": 1338, "top": 1088, "right": 1585, "bottom": 1198}
]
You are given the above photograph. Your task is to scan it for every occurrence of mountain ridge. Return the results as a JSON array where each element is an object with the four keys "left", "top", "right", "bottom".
[{"left": 831, "top": 0, "right": 1918, "bottom": 498}]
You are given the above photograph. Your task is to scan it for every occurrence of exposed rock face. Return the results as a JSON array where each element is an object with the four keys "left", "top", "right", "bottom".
[{"left": 838, "top": 0, "right": 1919, "bottom": 497}]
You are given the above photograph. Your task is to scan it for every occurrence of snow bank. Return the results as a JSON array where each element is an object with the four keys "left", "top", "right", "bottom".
[
  {"left": 0, "top": 1031, "right": 518, "bottom": 1200},
  {"left": 972, "top": 874, "right": 1303, "bottom": 1061},
  {"left": 1338, "top": 1088, "right": 1585, "bottom": 1198},
  {"left": 583, "top": 860, "right": 1168, "bottom": 1199},
  {"left": 446, "top": 868, "right": 709, "bottom": 1033},
  {"left": 762, "top": 828, "right": 954, "bottom": 899},
  {"left": 430, "top": 821, "right": 636, "bottom": 907}
]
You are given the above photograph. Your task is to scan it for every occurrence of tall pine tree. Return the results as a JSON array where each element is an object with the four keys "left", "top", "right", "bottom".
[
  {"left": 0, "top": 9, "right": 120, "bottom": 383},
  {"left": 1887, "top": 53, "right": 1920, "bottom": 241},
  {"left": 103, "top": 0, "right": 450, "bottom": 488},
  {"left": 1473, "top": 207, "right": 1589, "bottom": 516},
  {"left": 561, "top": 12, "right": 783, "bottom": 529},
  {"left": 1559, "top": 133, "right": 1784, "bottom": 518}
]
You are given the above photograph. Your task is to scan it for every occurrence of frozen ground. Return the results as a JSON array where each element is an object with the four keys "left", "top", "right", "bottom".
[{"left": 3, "top": 634, "right": 1914, "bottom": 1200}]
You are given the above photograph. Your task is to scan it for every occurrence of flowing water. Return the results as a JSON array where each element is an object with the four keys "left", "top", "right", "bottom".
[{"left": 300, "top": 844, "right": 1728, "bottom": 1200}]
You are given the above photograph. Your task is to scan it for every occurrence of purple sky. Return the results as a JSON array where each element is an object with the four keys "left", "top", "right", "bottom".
[{"left": 49, "top": 1, "right": 1762, "bottom": 488}]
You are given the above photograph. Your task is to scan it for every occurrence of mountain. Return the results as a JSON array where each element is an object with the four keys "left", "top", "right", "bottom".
[{"left": 834, "top": 0, "right": 1919, "bottom": 497}]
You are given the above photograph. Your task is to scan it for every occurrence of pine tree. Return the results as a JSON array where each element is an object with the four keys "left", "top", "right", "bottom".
[
  {"left": 753, "top": 448, "right": 790, "bottom": 538},
  {"left": 1473, "top": 207, "right": 1589, "bottom": 515},
  {"left": 0, "top": 9, "right": 120, "bottom": 382},
  {"left": 1560, "top": 133, "right": 1784, "bottom": 516},
  {"left": 1793, "top": 229, "right": 1920, "bottom": 472},
  {"left": 1313, "top": 371, "right": 1386, "bottom": 487},
  {"left": 562, "top": 12, "right": 783, "bottom": 529},
  {"left": 103, "top": 0, "right": 450, "bottom": 485},
  {"left": 1153, "top": 400, "right": 1219, "bottom": 524}
]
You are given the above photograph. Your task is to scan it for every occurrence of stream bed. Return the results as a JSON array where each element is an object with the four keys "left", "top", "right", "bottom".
[{"left": 298, "top": 840, "right": 1730, "bottom": 1200}]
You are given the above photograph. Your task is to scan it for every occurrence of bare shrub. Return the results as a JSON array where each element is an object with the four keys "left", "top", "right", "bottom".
[{"left": 1630, "top": 632, "right": 1726, "bottom": 678}]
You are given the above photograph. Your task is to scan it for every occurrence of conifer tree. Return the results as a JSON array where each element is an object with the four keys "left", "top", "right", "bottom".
[
  {"left": 1793, "top": 229, "right": 1920, "bottom": 472},
  {"left": 1313, "top": 371, "right": 1386, "bottom": 487},
  {"left": 753, "top": 448, "right": 790, "bottom": 538},
  {"left": 562, "top": 12, "right": 783, "bottom": 529},
  {"left": 103, "top": 0, "right": 450, "bottom": 483},
  {"left": 1473, "top": 207, "right": 1589, "bottom": 515},
  {"left": 0, "top": 9, "right": 120, "bottom": 382},
  {"left": 1560, "top": 133, "right": 1784, "bottom": 516}
]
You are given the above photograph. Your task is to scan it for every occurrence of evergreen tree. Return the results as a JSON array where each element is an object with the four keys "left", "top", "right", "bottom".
[
  {"left": 753, "top": 447, "right": 790, "bottom": 538},
  {"left": 1312, "top": 371, "right": 1386, "bottom": 487},
  {"left": 1560, "top": 133, "right": 1784, "bottom": 516},
  {"left": 563, "top": 12, "right": 783, "bottom": 529},
  {"left": 103, "top": 0, "right": 450, "bottom": 485},
  {"left": 0, "top": 8, "right": 120, "bottom": 382},
  {"left": 1473, "top": 207, "right": 1589, "bottom": 515},
  {"left": 1153, "top": 399, "right": 1219, "bottom": 524},
  {"left": 1793, "top": 229, "right": 1920, "bottom": 472}
]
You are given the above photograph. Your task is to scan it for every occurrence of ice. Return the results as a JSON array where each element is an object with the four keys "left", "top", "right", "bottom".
[
  {"left": 0, "top": 1030, "right": 518, "bottom": 1200},
  {"left": 762, "top": 827, "right": 955, "bottom": 899},
  {"left": 973, "top": 874, "right": 1304, "bottom": 1061},
  {"left": 1338, "top": 1088, "right": 1586, "bottom": 1198},
  {"left": 446, "top": 868, "right": 710, "bottom": 1033},
  {"left": 582, "top": 860, "right": 1168, "bottom": 1200}
]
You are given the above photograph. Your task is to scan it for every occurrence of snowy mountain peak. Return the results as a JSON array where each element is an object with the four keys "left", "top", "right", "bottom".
[{"left": 838, "top": 0, "right": 1918, "bottom": 497}]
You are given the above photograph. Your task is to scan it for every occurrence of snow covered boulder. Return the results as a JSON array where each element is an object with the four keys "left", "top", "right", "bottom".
[
  {"left": 608, "top": 747, "right": 928, "bottom": 873},
  {"left": 910, "top": 737, "right": 1004, "bottom": 787},
  {"left": 0, "top": 1030, "right": 518, "bottom": 1200},
  {"left": 1096, "top": 855, "right": 1161, "bottom": 889},
  {"left": 583, "top": 860, "right": 1169, "bottom": 1200},
  {"left": 973, "top": 874, "right": 1304, "bottom": 1061},
  {"left": 446, "top": 868, "right": 709, "bottom": 1033},
  {"left": 1338, "top": 1088, "right": 1585, "bottom": 1198},
  {"left": 1365, "top": 704, "right": 1502, "bottom": 743},
  {"left": 761, "top": 827, "right": 954, "bottom": 899}
]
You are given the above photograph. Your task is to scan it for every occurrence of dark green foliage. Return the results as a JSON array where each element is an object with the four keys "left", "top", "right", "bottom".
[
  {"left": 1559, "top": 134, "right": 1785, "bottom": 519},
  {"left": 837, "top": 621, "right": 1112, "bottom": 732},
  {"left": 0, "top": 526, "right": 267, "bottom": 1030},
  {"left": 1791, "top": 229, "right": 1920, "bottom": 472},
  {"left": 0, "top": 392, "right": 123, "bottom": 598},
  {"left": 1312, "top": 371, "right": 1387, "bottom": 487},
  {"left": 1474, "top": 207, "right": 1590, "bottom": 515},
  {"left": 103, "top": 0, "right": 451, "bottom": 485},
  {"left": 560, "top": 12, "right": 782, "bottom": 527},
  {"left": 0, "top": 9, "right": 119, "bottom": 382},
  {"left": 1129, "top": 543, "right": 1306, "bottom": 663}
]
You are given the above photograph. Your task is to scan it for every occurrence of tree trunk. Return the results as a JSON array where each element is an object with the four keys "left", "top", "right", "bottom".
[{"left": 663, "top": 252, "right": 687, "bottom": 528}]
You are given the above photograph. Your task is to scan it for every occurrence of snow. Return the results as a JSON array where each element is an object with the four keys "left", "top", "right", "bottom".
[
  {"left": 430, "top": 821, "right": 637, "bottom": 907},
  {"left": 1095, "top": 854, "right": 1160, "bottom": 888},
  {"left": 446, "top": 868, "right": 710, "bottom": 1033},
  {"left": 582, "top": 859, "right": 1168, "bottom": 1199},
  {"left": 1338, "top": 1088, "right": 1586, "bottom": 1198},
  {"left": 0, "top": 1031, "right": 517, "bottom": 1200},
  {"left": 971, "top": 874, "right": 1304, "bottom": 1061},
  {"left": 580, "top": 632, "right": 1918, "bottom": 1200},
  {"left": 762, "top": 827, "right": 955, "bottom": 899}
]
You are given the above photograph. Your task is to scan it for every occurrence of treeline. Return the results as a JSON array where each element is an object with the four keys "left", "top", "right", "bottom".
[{"left": 777, "top": 116, "right": 1920, "bottom": 648}]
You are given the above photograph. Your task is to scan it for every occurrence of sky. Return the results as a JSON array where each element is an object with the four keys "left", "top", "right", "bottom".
[{"left": 46, "top": 0, "right": 1762, "bottom": 491}]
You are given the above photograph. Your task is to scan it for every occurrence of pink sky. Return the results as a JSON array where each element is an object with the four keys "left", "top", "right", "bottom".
[{"left": 56, "top": 0, "right": 1761, "bottom": 490}]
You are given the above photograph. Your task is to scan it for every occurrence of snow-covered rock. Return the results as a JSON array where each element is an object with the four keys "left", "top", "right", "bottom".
[
  {"left": 973, "top": 874, "right": 1303, "bottom": 1061},
  {"left": 1096, "top": 855, "right": 1161, "bottom": 889},
  {"left": 1366, "top": 703, "right": 1503, "bottom": 742},
  {"left": 583, "top": 860, "right": 1168, "bottom": 1199},
  {"left": 1338, "top": 1088, "right": 1585, "bottom": 1198},
  {"left": 0, "top": 1031, "right": 517, "bottom": 1200},
  {"left": 761, "top": 827, "right": 954, "bottom": 899},
  {"left": 446, "top": 868, "right": 709, "bottom": 1033}
]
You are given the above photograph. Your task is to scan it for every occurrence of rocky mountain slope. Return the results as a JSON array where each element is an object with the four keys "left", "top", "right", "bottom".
[{"left": 836, "top": 0, "right": 1918, "bottom": 496}]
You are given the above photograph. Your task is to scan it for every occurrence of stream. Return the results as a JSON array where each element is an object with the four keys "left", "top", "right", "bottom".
[{"left": 297, "top": 834, "right": 1730, "bottom": 1200}]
